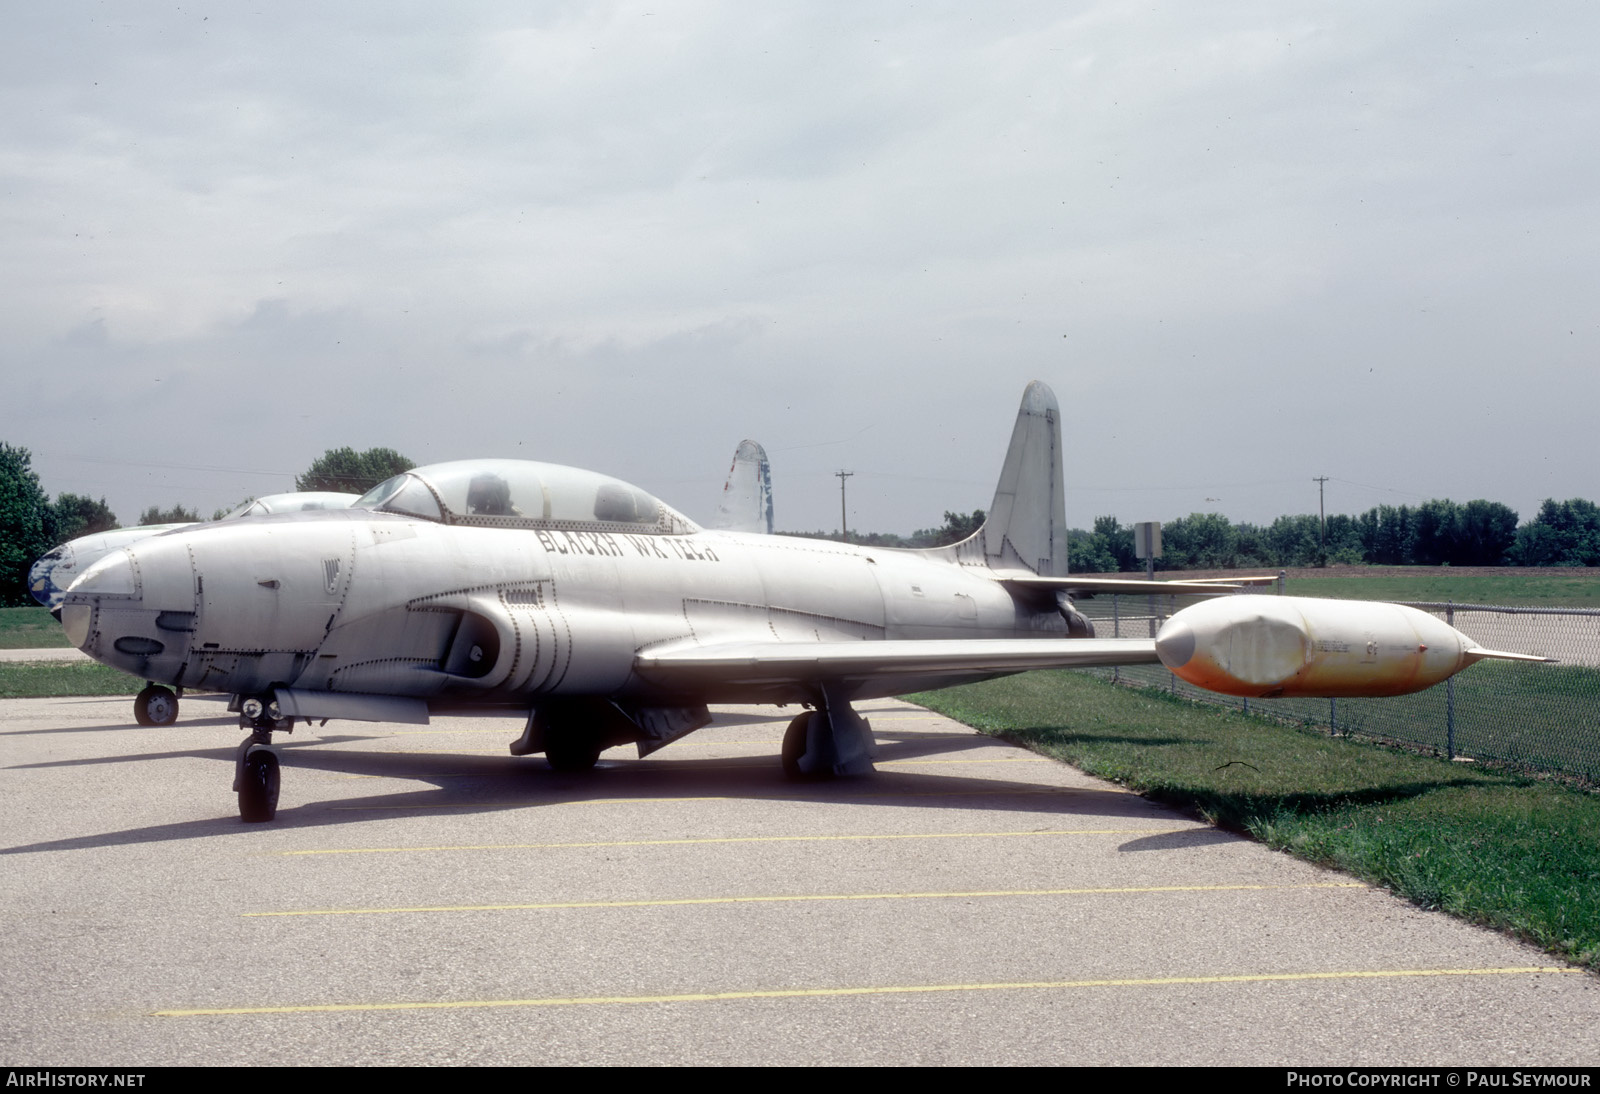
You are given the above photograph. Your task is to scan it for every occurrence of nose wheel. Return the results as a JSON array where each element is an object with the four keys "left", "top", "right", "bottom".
[
  {"left": 233, "top": 694, "right": 290, "bottom": 822},
  {"left": 133, "top": 684, "right": 179, "bottom": 726},
  {"left": 237, "top": 747, "right": 280, "bottom": 822}
]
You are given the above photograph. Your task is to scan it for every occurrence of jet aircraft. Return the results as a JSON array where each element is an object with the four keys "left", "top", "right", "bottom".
[{"left": 59, "top": 383, "right": 1541, "bottom": 822}]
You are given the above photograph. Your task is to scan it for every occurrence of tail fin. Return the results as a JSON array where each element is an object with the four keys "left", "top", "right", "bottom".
[
  {"left": 709, "top": 440, "right": 774, "bottom": 534},
  {"left": 980, "top": 381, "right": 1067, "bottom": 575}
]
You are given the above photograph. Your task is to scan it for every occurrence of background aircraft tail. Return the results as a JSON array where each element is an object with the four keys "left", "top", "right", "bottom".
[
  {"left": 708, "top": 440, "right": 775, "bottom": 534},
  {"left": 976, "top": 380, "right": 1068, "bottom": 575}
]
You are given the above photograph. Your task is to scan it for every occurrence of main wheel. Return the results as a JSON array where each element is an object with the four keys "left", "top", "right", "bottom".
[
  {"left": 545, "top": 736, "right": 602, "bottom": 773},
  {"left": 239, "top": 750, "right": 281, "bottom": 822},
  {"left": 782, "top": 712, "right": 835, "bottom": 781},
  {"left": 134, "top": 685, "right": 179, "bottom": 727}
]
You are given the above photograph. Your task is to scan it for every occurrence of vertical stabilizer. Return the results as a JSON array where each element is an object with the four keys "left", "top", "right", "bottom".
[
  {"left": 709, "top": 440, "right": 775, "bottom": 534},
  {"left": 982, "top": 381, "right": 1067, "bottom": 575}
]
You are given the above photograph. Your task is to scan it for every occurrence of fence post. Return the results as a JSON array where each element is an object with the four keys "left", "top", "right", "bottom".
[
  {"left": 1330, "top": 696, "right": 1336, "bottom": 737},
  {"left": 1445, "top": 601, "right": 1456, "bottom": 760},
  {"left": 1112, "top": 594, "right": 1120, "bottom": 683},
  {"left": 1168, "top": 594, "right": 1176, "bottom": 694}
]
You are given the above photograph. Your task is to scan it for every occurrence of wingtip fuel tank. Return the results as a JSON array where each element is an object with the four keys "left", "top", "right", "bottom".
[{"left": 1155, "top": 595, "right": 1517, "bottom": 699}]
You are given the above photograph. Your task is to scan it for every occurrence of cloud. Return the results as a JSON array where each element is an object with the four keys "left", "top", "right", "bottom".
[{"left": 3, "top": 1, "right": 1599, "bottom": 533}]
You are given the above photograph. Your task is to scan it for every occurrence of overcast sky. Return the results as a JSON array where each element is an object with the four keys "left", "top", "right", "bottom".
[{"left": 4, "top": 2, "right": 1596, "bottom": 537}]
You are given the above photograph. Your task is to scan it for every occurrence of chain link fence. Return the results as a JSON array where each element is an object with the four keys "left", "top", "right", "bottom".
[{"left": 1077, "top": 592, "right": 1600, "bottom": 783}]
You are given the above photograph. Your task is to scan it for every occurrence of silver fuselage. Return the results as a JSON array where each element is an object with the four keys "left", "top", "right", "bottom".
[{"left": 62, "top": 510, "right": 1062, "bottom": 707}]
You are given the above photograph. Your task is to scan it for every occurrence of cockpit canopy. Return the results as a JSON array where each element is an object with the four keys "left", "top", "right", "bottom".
[
  {"left": 355, "top": 460, "right": 700, "bottom": 535},
  {"left": 219, "top": 492, "right": 360, "bottom": 521}
]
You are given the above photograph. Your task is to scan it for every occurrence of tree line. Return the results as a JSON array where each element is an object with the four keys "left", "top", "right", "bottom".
[
  {"left": 787, "top": 498, "right": 1600, "bottom": 572},
  {"left": 1070, "top": 499, "right": 1599, "bottom": 572}
]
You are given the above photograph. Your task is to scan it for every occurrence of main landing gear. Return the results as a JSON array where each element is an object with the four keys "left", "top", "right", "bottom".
[
  {"left": 133, "top": 684, "right": 180, "bottom": 726},
  {"left": 781, "top": 685, "right": 878, "bottom": 781},
  {"left": 233, "top": 694, "right": 293, "bottom": 823},
  {"left": 511, "top": 699, "right": 629, "bottom": 774}
]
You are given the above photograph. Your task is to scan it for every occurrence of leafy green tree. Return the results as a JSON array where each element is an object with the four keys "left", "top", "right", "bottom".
[
  {"left": 47, "top": 493, "right": 118, "bottom": 545},
  {"left": 1360, "top": 505, "right": 1417, "bottom": 565},
  {"left": 1457, "top": 500, "right": 1518, "bottom": 566},
  {"left": 295, "top": 447, "right": 415, "bottom": 494},
  {"left": 1511, "top": 499, "right": 1600, "bottom": 566},
  {"left": 1161, "top": 513, "right": 1240, "bottom": 570},
  {"left": 1093, "top": 516, "right": 1137, "bottom": 571},
  {"left": 1231, "top": 522, "right": 1269, "bottom": 568},
  {"left": 211, "top": 496, "right": 256, "bottom": 521},
  {"left": 0, "top": 444, "right": 53, "bottom": 604},
  {"left": 909, "top": 510, "right": 986, "bottom": 548},
  {"left": 1412, "top": 499, "right": 1463, "bottom": 566},
  {"left": 1322, "top": 514, "right": 1366, "bottom": 564},
  {"left": 139, "top": 504, "right": 200, "bottom": 526},
  {"left": 1067, "top": 527, "right": 1117, "bottom": 574},
  {"left": 1067, "top": 516, "right": 1136, "bottom": 573},
  {"left": 1264, "top": 514, "right": 1323, "bottom": 567}
]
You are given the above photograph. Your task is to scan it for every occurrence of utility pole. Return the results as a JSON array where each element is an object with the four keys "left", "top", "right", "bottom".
[
  {"left": 1313, "top": 476, "right": 1329, "bottom": 558},
  {"left": 836, "top": 470, "right": 853, "bottom": 544}
]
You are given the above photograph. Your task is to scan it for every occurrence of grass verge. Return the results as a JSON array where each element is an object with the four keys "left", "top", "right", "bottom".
[
  {"left": 907, "top": 670, "right": 1600, "bottom": 970},
  {"left": 0, "top": 606, "right": 72, "bottom": 649},
  {"left": 0, "top": 661, "right": 145, "bottom": 699},
  {"left": 1283, "top": 570, "right": 1600, "bottom": 607}
]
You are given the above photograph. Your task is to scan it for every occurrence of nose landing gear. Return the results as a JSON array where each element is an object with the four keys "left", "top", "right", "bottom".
[{"left": 233, "top": 694, "right": 292, "bottom": 822}]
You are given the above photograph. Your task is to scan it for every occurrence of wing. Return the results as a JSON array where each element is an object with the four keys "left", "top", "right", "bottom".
[
  {"left": 994, "top": 572, "right": 1281, "bottom": 597},
  {"left": 634, "top": 637, "right": 1159, "bottom": 691}
]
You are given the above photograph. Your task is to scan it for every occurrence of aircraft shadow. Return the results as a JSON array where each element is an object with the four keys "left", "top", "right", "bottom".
[
  {"left": 1117, "top": 828, "right": 1240, "bottom": 852},
  {"left": 0, "top": 715, "right": 242, "bottom": 737},
  {"left": 0, "top": 732, "right": 1163, "bottom": 857}
]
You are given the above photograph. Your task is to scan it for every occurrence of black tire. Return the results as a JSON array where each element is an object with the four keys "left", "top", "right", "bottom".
[
  {"left": 134, "top": 685, "right": 179, "bottom": 727},
  {"left": 545, "top": 736, "right": 602, "bottom": 773},
  {"left": 239, "top": 750, "right": 280, "bottom": 822},
  {"left": 782, "top": 712, "right": 833, "bottom": 781}
]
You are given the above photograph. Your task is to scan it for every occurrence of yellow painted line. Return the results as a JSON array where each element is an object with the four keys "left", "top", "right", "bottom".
[
  {"left": 329, "top": 786, "right": 1083, "bottom": 811},
  {"left": 278, "top": 827, "right": 1196, "bottom": 856},
  {"left": 243, "top": 881, "right": 1363, "bottom": 918},
  {"left": 328, "top": 772, "right": 486, "bottom": 781},
  {"left": 155, "top": 966, "right": 1579, "bottom": 1017},
  {"left": 363, "top": 728, "right": 515, "bottom": 736},
  {"left": 331, "top": 795, "right": 736, "bottom": 810},
  {"left": 878, "top": 757, "right": 1050, "bottom": 765},
  {"left": 372, "top": 746, "right": 798, "bottom": 756}
]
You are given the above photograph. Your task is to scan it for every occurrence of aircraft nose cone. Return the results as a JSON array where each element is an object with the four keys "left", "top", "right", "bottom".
[
  {"left": 60, "top": 549, "right": 140, "bottom": 650},
  {"left": 61, "top": 542, "right": 193, "bottom": 682}
]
